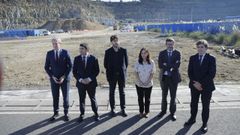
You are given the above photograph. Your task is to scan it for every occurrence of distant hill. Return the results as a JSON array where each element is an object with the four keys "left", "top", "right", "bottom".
[
  {"left": 39, "top": 19, "right": 106, "bottom": 31},
  {"left": 104, "top": 0, "right": 240, "bottom": 22},
  {"left": 0, "top": 0, "right": 114, "bottom": 30},
  {"left": 2, "top": 0, "right": 240, "bottom": 30}
]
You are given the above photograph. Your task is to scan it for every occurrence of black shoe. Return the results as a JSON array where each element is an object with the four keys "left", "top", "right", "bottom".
[
  {"left": 64, "top": 115, "right": 70, "bottom": 121},
  {"left": 184, "top": 119, "right": 196, "bottom": 127},
  {"left": 94, "top": 114, "right": 100, "bottom": 121},
  {"left": 143, "top": 113, "right": 149, "bottom": 118},
  {"left": 157, "top": 112, "right": 166, "bottom": 118},
  {"left": 49, "top": 113, "right": 59, "bottom": 121},
  {"left": 110, "top": 110, "right": 116, "bottom": 117},
  {"left": 78, "top": 114, "right": 84, "bottom": 123},
  {"left": 121, "top": 110, "right": 128, "bottom": 117},
  {"left": 171, "top": 114, "right": 177, "bottom": 121},
  {"left": 201, "top": 125, "right": 208, "bottom": 133}
]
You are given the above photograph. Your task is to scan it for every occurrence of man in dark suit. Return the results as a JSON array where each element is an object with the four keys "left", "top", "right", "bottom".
[
  {"left": 44, "top": 37, "right": 72, "bottom": 121},
  {"left": 184, "top": 39, "right": 216, "bottom": 133},
  {"left": 73, "top": 43, "right": 100, "bottom": 122},
  {"left": 104, "top": 35, "right": 128, "bottom": 117},
  {"left": 157, "top": 38, "right": 181, "bottom": 121}
]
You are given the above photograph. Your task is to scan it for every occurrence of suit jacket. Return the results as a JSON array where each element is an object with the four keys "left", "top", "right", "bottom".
[
  {"left": 73, "top": 54, "right": 99, "bottom": 87},
  {"left": 104, "top": 47, "right": 128, "bottom": 82},
  {"left": 44, "top": 49, "right": 72, "bottom": 81},
  {"left": 188, "top": 53, "right": 216, "bottom": 91},
  {"left": 158, "top": 49, "right": 181, "bottom": 84}
]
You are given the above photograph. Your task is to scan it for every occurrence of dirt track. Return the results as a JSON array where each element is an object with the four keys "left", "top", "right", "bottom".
[{"left": 0, "top": 29, "right": 239, "bottom": 90}]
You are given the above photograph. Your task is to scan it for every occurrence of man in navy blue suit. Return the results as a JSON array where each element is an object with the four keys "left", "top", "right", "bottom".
[
  {"left": 44, "top": 37, "right": 72, "bottom": 121},
  {"left": 184, "top": 39, "right": 216, "bottom": 133},
  {"left": 104, "top": 35, "right": 128, "bottom": 117},
  {"left": 73, "top": 43, "right": 100, "bottom": 122},
  {"left": 157, "top": 38, "right": 181, "bottom": 121}
]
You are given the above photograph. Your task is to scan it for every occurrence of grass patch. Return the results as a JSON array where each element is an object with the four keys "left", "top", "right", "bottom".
[{"left": 175, "top": 32, "right": 240, "bottom": 48}]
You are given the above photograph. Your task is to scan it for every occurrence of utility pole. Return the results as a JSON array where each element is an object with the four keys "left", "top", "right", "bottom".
[{"left": 190, "top": 7, "right": 193, "bottom": 22}]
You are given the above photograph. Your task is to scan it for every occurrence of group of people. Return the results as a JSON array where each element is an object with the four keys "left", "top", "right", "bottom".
[{"left": 44, "top": 35, "right": 216, "bottom": 133}]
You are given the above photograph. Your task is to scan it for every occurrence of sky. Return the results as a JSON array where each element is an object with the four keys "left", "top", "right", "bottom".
[{"left": 99, "top": 0, "right": 140, "bottom": 2}]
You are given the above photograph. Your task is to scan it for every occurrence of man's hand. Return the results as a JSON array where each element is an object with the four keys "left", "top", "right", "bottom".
[
  {"left": 193, "top": 81, "right": 203, "bottom": 91},
  {"left": 80, "top": 78, "right": 91, "bottom": 85},
  {"left": 80, "top": 79, "right": 87, "bottom": 85},
  {"left": 83, "top": 78, "right": 91, "bottom": 84},
  {"left": 58, "top": 76, "right": 65, "bottom": 84},
  {"left": 52, "top": 76, "right": 59, "bottom": 84}
]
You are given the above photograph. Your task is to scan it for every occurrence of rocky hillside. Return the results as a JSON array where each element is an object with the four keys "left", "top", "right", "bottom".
[
  {"left": 0, "top": 0, "right": 114, "bottom": 30},
  {"left": 39, "top": 19, "right": 106, "bottom": 31},
  {"left": 104, "top": 0, "right": 240, "bottom": 22}
]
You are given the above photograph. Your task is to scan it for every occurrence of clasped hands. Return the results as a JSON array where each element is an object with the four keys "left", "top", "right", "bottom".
[
  {"left": 52, "top": 76, "right": 65, "bottom": 84},
  {"left": 193, "top": 81, "right": 203, "bottom": 91},
  {"left": 79, "top": 78, "right": 92, "bottom": 85}
]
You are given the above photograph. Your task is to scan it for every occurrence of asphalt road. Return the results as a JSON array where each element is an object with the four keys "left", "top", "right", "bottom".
[{"left": 0, "top": 108, "right": 239, "bottom": 135}]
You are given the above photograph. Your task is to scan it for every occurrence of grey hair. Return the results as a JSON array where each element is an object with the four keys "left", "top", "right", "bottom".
[{"left": 51, "top": 37, "right": 62, "bottom": 43}]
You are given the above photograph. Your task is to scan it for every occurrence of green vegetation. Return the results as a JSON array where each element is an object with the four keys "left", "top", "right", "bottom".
[{"left": 176, "top": 32, "right": 240, "bottom": 48}]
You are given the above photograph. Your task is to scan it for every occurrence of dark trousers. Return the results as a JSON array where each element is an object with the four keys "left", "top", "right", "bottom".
[
  {"left": 77, "top": 84, "right": 98, "bottom": 115},
  {"left": 136, "top": 85, "right": 152, "bottom": 114},
  {"left": 50, "top": 79, "right": 70, "bottom": 115},
  {"left": 190, "top": 88, "right": 212, "bottom": 126},
  {"left": 160, "top": 76, "right": 178, "bottom": 114},
  {"left": 109, "top": 74, "right": 126, "bottom": 110}
]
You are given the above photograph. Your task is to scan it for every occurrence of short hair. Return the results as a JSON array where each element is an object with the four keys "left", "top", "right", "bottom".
[
  {"left": 51, "top": 37, "right": 62, "bottom": 43},
  {"left": 80, "top": 43, "right": 89, "bottom": 50},
  {"left": 166, "top": 37, "right": 175, "bottom": 44},
  {"left": 196, "top": 39, "right": 209, "bottom": 48},
  {"left": 110, "top": 35, "right": 118, "bottom": 42}
]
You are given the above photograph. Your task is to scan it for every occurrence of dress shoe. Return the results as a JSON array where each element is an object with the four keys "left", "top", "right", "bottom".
[
  {"left": 157, "top": 112, "right": 166, "bottom": 118},
  {"left": 121, "top": 110, "right": 128, "bottom": 117},
  {"left": 64, "top": 115, "right": 70, "bottom": 121},
  {"left": 184, "top": 119, "right": 196, "bottom": 127},
  {"left": 49, "top": 113, "right": 59, "bottom": 121},
  {"left": 110, "top": 110, "right": 116, "bottom": 117},
  {"left": 144, "top": 113, "right": 149, "bottom": 118},
  {"left": 139, "top": 113, "right": 144, "bottom": 118},
  {"left": 94, "top": 114, "right": 100, "bottom": 121},
  {"left": 78, "top": 114, "right": 84, "bottom": 123},
  {"left": 171, "top": 114, "right": 177, "bottom": 121},
  {"left": 201, "top": 125, "right": 208, "bottom": 133}
]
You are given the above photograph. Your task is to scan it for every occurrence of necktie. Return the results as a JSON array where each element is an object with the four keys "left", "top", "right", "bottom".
[
  {"left": 167, "top": 51, "right": 172, "bottom": 64},
  {"left": 168, "top": 51, "right": 172, "bottom": 57},
  {"left": 55, "top": 50, "right": 59, "bottom": 62},
  {"left": 167, "top": 51, "right": 172, "bottom": 76},
  {"left": 82, "top": 56, "right": 86, "bottom": 68},
  {"left": 199, "top": 55, "right": 203, "bottom": 65}
]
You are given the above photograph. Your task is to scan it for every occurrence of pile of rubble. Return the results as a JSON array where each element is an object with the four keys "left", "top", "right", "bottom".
[{"left": 220, "top": 46, "right": 240, "bottom": 58}]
